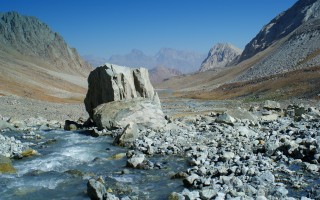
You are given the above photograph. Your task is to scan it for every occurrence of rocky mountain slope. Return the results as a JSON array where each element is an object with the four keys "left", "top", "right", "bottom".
[
  {"left": 199, "top": 43, "right": 242, "bottom": 72},
  {"left": 157, "top": 0, "right": 320, "bottom": 100},
  {"left": 239, "top": 0, "right": 320, "bottom": 62},
  {"left": 0, "top": 12, "right": 92, "bottom": 102},
  {"left": 106, "top": 48, "right": 206, "bottom": 74},
  {"left": 236, "top": 0, "right": 320, "bottom": 81}
]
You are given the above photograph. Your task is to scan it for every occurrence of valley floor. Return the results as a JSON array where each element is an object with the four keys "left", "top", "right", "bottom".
[
  {"left": 0, "top": 94, "right": 320, "bottom": 199},
  {"left": 0, "top": 95, "right": 88, "bottom": 122}
]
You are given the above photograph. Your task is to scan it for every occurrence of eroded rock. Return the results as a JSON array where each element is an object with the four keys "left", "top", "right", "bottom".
[
  {"left": 84, "top": 63, "right": 157, "bottom": 118},
  {"left": 93, "top": 98, "right": 166, "bottom": 130}
]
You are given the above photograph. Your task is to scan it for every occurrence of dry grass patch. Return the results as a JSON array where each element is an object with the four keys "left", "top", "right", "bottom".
[{"left": 181, "top": 66, "right": 320, "bottom": 101}]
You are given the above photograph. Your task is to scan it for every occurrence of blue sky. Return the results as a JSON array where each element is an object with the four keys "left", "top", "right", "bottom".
[{"left": 1, "top": 0, "right": 297, "bottom": 57}]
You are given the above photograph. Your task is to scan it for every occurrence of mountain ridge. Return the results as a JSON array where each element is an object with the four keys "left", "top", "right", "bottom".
[
  {"left": 199, "top": 43, "right": 242, "bottom": 72},
  {"left": 0, "top": 11, "right": 92, "bottom": 102},
  {"left": 235, "top": 0, "right": 320, "bottom": 81},
  {"left": 239, "top": 0, "right": 319, "bottom": 62},
  {"left": 157, "top": 0, "right": 320, "bottom": 100}
]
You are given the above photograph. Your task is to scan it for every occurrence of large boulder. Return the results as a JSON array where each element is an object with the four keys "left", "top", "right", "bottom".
[
  {"left": 84, "top": 63, "right": 158, "bottom": 118},
  {"left": 84, "top": 63, "right": 165, "bottom": 130},
  {"left": 93, "top": 98, "right": 166, "bottom": 130}
]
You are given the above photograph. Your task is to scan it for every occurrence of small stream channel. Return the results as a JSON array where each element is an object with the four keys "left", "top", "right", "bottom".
[{"left": 0, "top": 130, "right": 187, "bottom": 199}]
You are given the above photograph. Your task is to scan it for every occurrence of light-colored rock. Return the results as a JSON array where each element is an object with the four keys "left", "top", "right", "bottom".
[
  {"left": 84, "top": 63, "right": 158, "bottom": 118},
  {"left": 0, "top": 135, "right": 28, "bottom": 158},
  {"left": 305, "top": 163, "right": 319, "bottom": 172},
  {"left": 226, "top": 108, "right": 258, "bottom": 122},
  {"left": 215, "top": 113, "right": 235, "bottom": 125},
  {"left": 260, "top": 114, "right": 279, "bottom": 121},
  {"left": 0, "top": 119, "right": 14, "bottom": 130},
  {"left": 105, "top": 192, "right": 119, "bottom": 200},
  {"left": 263, "top": 100, "right": 281, "bottom": 110},
  {"left": 200, "top": 188, "right": 217, "bottom": 200},
  {"left": 93, "top": 98, "right": 166, "bottom": 130},
  {"left": 181, "top": 189, "right": 200, "bottom": 200},
  {"left": 256, "top": 171, "right": 275, "bottom": 185},
  {"left": 183, "top": 173, "right": 199, "bottom": 187},
  {"left": 222, "top": 151, "right": 235, "bottom": 161},
  {"left": 126, "top": 153, "right": 145, "bottom": 168},
  {"left": 256, "top": 196, "right": 268, "bottom": 200},
  {"left": 114, "top": 122, "right": 139, "bottom": 146}
]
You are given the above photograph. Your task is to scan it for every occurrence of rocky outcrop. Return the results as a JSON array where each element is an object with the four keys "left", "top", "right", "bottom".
[
  {"left": 199, "top": 43, "right": 242, "bottom": 72},
  {"left": 84, "top": 63, "right": 158, "bottom": 118},
  {"left": 84, "top": 63, "right": 166, "bottom": 130}
]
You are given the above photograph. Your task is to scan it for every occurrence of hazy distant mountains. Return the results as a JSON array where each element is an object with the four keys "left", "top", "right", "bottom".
[
  {"left": 199, "top": 43, "right": 242, "bottom": 72},
  {"left": 0, "top": 12, "right": 92, "bottom": 101},
  {"left": 84, "top": 48, "right": 206, "bottom": 74}
]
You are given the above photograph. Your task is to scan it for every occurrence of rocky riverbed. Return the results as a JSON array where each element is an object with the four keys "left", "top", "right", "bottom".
[{"left": 0, "top": 94, "right": 319, "bottom": 199}]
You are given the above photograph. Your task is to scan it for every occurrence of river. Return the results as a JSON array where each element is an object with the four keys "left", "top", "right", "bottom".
[{"left": 0, "top": 130, "right": 187, "bottom": 199}]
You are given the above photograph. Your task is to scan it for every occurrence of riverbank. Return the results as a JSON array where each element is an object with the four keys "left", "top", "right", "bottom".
[
  {"left": 0, "top": 95, "right": 319, "bottom": 199},
  {"left": 0, "top": 95, "right": 88, "bottom": 122}
]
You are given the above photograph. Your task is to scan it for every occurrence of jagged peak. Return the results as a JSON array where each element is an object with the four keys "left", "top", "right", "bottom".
[
  {"left": 209, "top": 43, "right": 242, "bottom": 54},
  {"left": 199, "top": 43, "right": 242, "bottom": 72}
]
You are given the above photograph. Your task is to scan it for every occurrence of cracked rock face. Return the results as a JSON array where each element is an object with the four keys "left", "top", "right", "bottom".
[
  {"left": 84, "top": 63, "right": 158, "bottom": 118},
  {"left": 84, "top": 63, "right": 166, "bottom": 130}
]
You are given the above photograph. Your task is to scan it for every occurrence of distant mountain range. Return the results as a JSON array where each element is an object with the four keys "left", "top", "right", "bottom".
[
  {"left": 2, "top": 0, "right": 320, "bottom": 101},
  {"left": 84, "top": 48, "right": 206, "bottom": 74},
  {"left": 0, "top": 12, "right": 92, "bottom": 102}
]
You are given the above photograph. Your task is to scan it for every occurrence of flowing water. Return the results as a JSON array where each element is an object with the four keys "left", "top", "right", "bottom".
[{"left": 0, "top": 130, "right": 187, "bottom": 199}]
